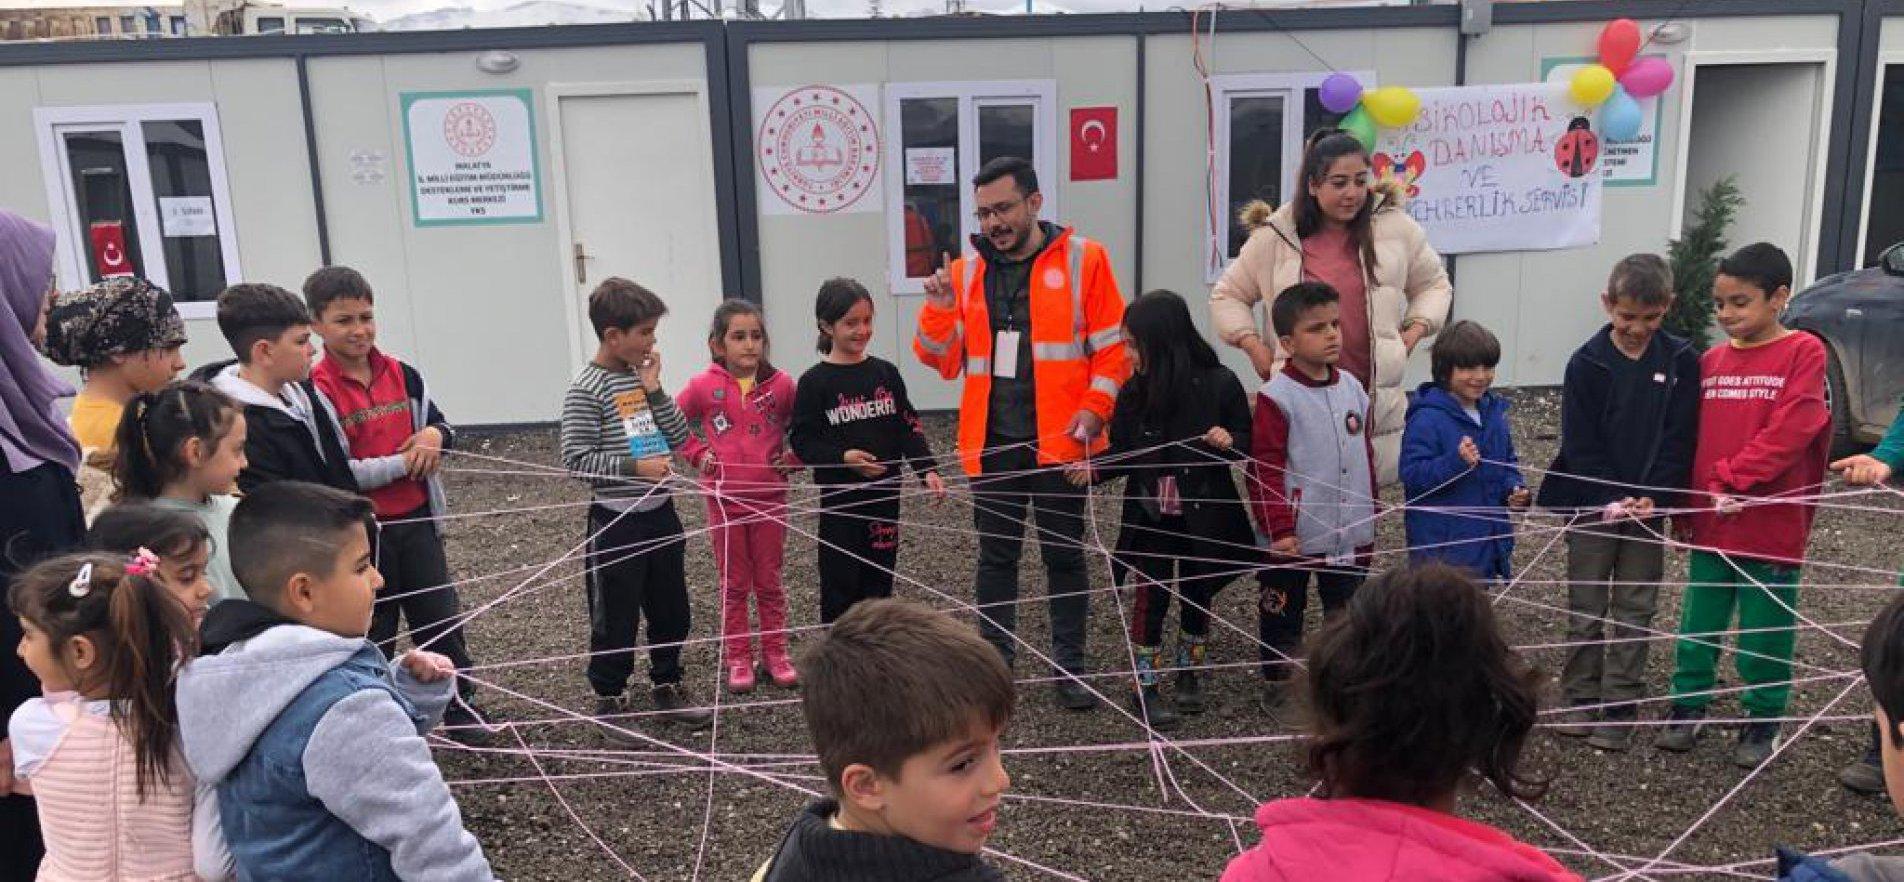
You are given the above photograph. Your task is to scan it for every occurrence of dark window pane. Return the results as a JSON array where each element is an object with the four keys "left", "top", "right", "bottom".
[
  {"left": 1227, "top": 94, "right": 1284, "bottom": 259},
  {"left": 95, "top": 16, "right": 111, "bottom": 33},
  {"left": 142, "top": 120, "right": 224, "bottom": 302},
  {"left": 1866, "top": 66, "right": 1904, "bottom": 267},
  {"left": 62, "top": 130, "right": 146, "bottom": 284},
  {"left": 170, "top": 16, "right": 186, "bottom": 34},
  {"left": 257, "top": 16, "right": 284, "bottom": 32},
  {"left": 119, "top": 15, "right": 134, "bottom": 33},
  {"left": 295, "top": 17, "right": 349, "bottom": 33},
  {"left": 900, "top": 97, "right": 959, "bottom": 279},
  {"left": 1303, "top": 87, "right": 1349, "bottom": 141},
  {"left": 977, "top": 103, "right": 1034, "bottom": 168}
]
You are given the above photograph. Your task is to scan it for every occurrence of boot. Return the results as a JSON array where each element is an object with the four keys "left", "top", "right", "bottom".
[
  {"left": 1654, "top": 704, "right": 1707, "bottom": 752},
  {"left": 1734, "top": 720, "right": 1782, "bottom": 769},
  {"left": 1586, "top": 705, "right": 1636, "bottom": 751},
  {"left": 726, "top": 659, "right": 756, "bottom": 694},
  {"left": 592, "top": 695, "right": 645, "bottom": 748},
  {"left": 1131, "top": 646, "right": 1180, "bottom": 730},
  {"left": 721, "top": 584, "right": 755, "bottom": 681},
  {"left": 757, "top": 587, "right": 799, "bottom": 688},
  {"left": 1174, "top": 634, "right": 1207, "bottom": 715},
  {"left": 1840, "top": 722, "right": 1886, "bottom": 796},
  {"left": 651, "top": 683, "right": 713, "bottom": 729}
]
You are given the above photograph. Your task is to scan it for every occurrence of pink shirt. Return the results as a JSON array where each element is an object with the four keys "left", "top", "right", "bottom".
[
  {"left": 676, "top": 362, "right": 798, "bottom": 501},
  {"left": 1301, "top": 225, "right": 1372, "bottom": 389},
  {"left": 1222, "top": 797, "right": 1583, "bottom": 882}
]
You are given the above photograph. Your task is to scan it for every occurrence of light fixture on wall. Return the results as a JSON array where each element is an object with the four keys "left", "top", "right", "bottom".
[
  {"left": 1648, "top": 22, "right": 1690, "bottom": 45},
  {"left": 476, "top": 50, "right": 520, "bottom": 74}
]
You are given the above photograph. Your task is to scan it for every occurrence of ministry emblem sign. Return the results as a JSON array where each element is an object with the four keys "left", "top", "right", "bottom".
[{"left": 754, "top": 85, "right": 883, "bottom": 216}]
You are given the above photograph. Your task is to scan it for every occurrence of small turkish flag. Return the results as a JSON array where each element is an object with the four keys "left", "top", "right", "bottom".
[
  {"left": 89, "top": 221, "right": 134, "bottom": 279},
  {"left": 1070, "top": 107, "right": 1117, "bottom": 182}
]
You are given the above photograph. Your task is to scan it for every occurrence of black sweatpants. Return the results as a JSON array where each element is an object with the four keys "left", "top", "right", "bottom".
[
  {"left": 817, "top": 484, "right": 901, "bottom": 624},
  {"left": 973, "top": 443, "right": 1090, "bottom": 673},
  {"left": 1258, "top": 564, "right": 1365, "bottom": 680},
  {"left": 585, "top": 502, "right": 690, "bottom": 695},
  {"left": 0, "top": 462, "right": 85, "bottom": 877},
  {"left": 370, "top": 505, "right": 475, "bottom": 701},
  {"left": 1117, "top": 519, "right": 1242, "bottom": 647}
]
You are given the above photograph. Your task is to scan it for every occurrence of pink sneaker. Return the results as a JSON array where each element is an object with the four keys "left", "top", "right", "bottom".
[
  {"left": 762, "top": 651, "right": 799, "bottom": 688},
  {"left": 726, "top": 661, "right": 756, "bottom": 694}
]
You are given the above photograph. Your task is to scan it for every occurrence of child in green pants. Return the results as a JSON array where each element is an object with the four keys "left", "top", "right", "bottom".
[{"left": 1655, "top": 243, "right": 1831, "bottom": 768}]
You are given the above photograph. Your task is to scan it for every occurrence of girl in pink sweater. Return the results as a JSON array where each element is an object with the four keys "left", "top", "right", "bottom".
[
  {"left": 8, "top": 552, "right": 227, "bottom": 881},
  {"left": 1222, "top": 564, "right": 1581, "bottom": 882},
  {"left": 677, "top": 300, "right": 799, "bottom": 695}
]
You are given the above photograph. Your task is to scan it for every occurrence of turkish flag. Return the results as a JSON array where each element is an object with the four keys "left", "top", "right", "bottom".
[
  {"left": 1070, "top": 107, "right": 1117, "bottom": 181},
  {"left": 89, "top": 221, "right": 134, "bottom": 279}
]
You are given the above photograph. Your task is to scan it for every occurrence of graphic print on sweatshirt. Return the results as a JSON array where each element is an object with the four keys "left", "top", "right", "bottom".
[
  {"left": 614, "top": 388, "right": 672, "bottom": 457},
  {"left": 1702, "top": 373, "right": 1787, "bottom": 402},
  {"left": 825, "top": 387, "right": 899, "bottom": 427}
]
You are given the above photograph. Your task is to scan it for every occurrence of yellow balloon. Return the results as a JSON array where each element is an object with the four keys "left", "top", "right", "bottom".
[
  {"left": 1362, "top": 86, "right": 1421, "bottom": 129},
  {"left": 1569, "top": 64, "right": 1616, "bottom": 106}
]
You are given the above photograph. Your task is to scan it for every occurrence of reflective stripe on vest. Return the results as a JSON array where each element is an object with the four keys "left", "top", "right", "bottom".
[
  {"left": 1090, "top": 374, "right": 1121, "bottom": 396},
  {"left": 1032, "top": 341, "right": 1085, "bottom": 361},
  {"left": 1069, "top": 235, "right": 1088, "bottom": 341},
  {"left": 1084, "top": 325, "right": 1121, "bottom": 355},
  {"left": 968, "top": 356, "right": 991, "bottom": 376},
  {"left": 915, "top": 328, "right": 953, "bottom": 356}
]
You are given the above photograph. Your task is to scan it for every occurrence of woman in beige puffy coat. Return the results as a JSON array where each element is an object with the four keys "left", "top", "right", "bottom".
[{"left": 1210, "top": 129, "right": 1452, "bottom": 484}]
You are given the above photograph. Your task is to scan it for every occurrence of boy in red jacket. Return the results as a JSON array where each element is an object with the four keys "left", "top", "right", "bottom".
[{"left": 1656, "top": 243, "right": 1830, "bottom": 768}]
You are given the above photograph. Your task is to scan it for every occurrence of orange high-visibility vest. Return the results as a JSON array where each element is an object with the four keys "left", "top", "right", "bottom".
[{"left": 913, "top": 227, "right": 1129, "bottom": 476}]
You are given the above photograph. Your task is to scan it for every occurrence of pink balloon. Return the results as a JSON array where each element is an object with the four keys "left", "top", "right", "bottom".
[
  {"left": 1619, "top": 56, "right": 1676, "bottom": 99},
  {"left": 1598, "top": 18, "right": 1641, "bottom": 75}
]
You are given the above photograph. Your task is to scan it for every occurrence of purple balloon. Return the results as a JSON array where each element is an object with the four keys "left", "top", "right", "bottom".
[
  {"left": 1319, "top": 73, "right": 1364, "bottom": 115},
  {"left": 1619, "top": 57, "right": 1675, "bottom": 100}
]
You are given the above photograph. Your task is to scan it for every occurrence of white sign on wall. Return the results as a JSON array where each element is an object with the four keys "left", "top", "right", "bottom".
[
  {"left": 1374, "top": 83, "right": 1603, "bottom": 255},
  {"left": 753, "top": 84, "right": 884, "bottom": 215},
  {"left": 905, "top": 147, "right": 956, "bottom": 186},
  {"left": 1542, "top": 57, "right": 1663, "bottom": 186},
  {"left": 159, "top": 196, "right": 215, "bottom": 237},
  {"left": 401, "top": 90, "right": 542, "bottom": 226}
]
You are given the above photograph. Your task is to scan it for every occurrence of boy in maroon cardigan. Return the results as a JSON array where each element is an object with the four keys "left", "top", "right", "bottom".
[{"left": 1656, "top": 243, "right": 1831, "bottom": 768}]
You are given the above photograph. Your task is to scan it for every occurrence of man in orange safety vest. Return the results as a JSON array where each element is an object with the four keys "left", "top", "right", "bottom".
[{"left": 913, "top": 156, "right": 1129, "bottom": 711}]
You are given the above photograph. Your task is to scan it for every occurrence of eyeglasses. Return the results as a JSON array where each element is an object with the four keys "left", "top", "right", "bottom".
[{"left": 973, "top": 199, "right": 1024, "bottom": 223}]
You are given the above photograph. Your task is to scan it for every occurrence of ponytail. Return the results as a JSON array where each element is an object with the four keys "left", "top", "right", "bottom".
[
  {"left": 7, "top": 553, "right": 191, "bottom": 799},
  {"left": 112, "top": 380, "right": 240, "bottom": 502}
]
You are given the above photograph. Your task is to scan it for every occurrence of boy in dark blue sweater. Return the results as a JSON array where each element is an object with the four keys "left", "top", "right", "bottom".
[{"left": 1536, "top": 254, "right": 1700, "bottom": 750}]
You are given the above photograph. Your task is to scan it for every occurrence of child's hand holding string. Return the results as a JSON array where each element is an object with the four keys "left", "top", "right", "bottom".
[
  {"left": 399, "top": 650, "right": 456, "bottom": 684},
  {"left": 400, "top": 427, "right": 445, "bottom": 479},
  {"left": 1832, "top": 453, "right": 1894, "bottom": 487},
  {"left": 923, "top": 471, "right": 947, "bottom": 501},
  {"left": 843, "top": 449, "right": 887, "bottom": 479},
  {"left": 1269, "top": 536, "right": 1301, "bottom": 558},
  {"left": 1202, "top": 425, "right": 1233, "bottom": 451},
  {"left": 1458, "top": 436, "right": 1481, "bottom": 468},
  {"left": 696, "top": 450, "right": 719, "bottom": 477},
  {"left": 1507, "top": 486, "right": 1531, "bottom": 511}
]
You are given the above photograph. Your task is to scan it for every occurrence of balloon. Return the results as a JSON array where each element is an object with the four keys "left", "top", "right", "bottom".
[
  {"left": 1341, "top": 106, "right": 1378, "bottom": 150},
  {"left": 1598, "top": 18, "right": 1642, "bottom": 75},
  {"left": 1569, "top": 64, "right": 1617, "bottom": 106},
  {"left": 1601, "top": 86, "right": 1644, "bottom": 143},
  {"left": 1619, "top": 56, "right": 1675, "bottom": 99},
  {"left": 1318, "top": 73, "right": 1364, "bottom": 114},
  {"left": 1362, "top": 86, "right": 1421, "bottom": 129}
]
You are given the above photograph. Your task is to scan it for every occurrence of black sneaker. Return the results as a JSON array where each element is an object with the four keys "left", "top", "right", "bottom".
[
  {"left": 1054, "top": 679, "right": 1099, "bottom": 711},
  {"left": 1132, "top": 685, "right": 1181, "bottom": 731},
  {"left": 438, "top": 702, "right": 497, "bottom": 748},
  {"left": 1734, "top": 721, "right": 1781, "bottom": 768},
  {"left": 592, "top": 695, "right": 646, "bottom": 747},
  {"left": 1654, "top": 704, "right": 1707, "bottom": 752},
  {"left": 1553, "top": 704, "right": 1598, "bottom": 738},
  {"left": 1587, "top": 706, "right": 1637, "bottom": 752},
  {"left": 1174, "top": 668, "right": 1204, "bottom": 715},
  {"left": 652, "top": 683, "right": 714, "bottom": 729},
  {"left": 1840, "top": 724, "right": 1886, "bottom": 796}
]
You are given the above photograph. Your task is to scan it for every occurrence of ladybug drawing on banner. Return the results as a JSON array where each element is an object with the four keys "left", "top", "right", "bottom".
[
  {"left": 1555, "top": 117, "right": 1600, "bottom": 179},
  {"left": 1370, "top": 151, "right": 1427, "bottom": 199}
]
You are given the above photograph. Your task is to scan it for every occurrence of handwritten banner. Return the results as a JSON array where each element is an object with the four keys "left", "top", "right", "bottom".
[{"left": 1374, "top": 83, "right": 1602, "bottom": 255}]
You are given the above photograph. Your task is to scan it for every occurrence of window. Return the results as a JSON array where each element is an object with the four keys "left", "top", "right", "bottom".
[
  {"left": 169, "top": 15, "right": 186, "bottom": 35},
  {"left": 294, "top": 16, "right": 350, "bottom": 33},
  {"left": 884, "top": 80, "right": 1058, "bottom": 294},
  {"left": 34, "top": 104, "right": 241, "bottom": 318},
  {"left": 255, "top": 16, "right": 284, "bottom": 32},
  {"left": 1207, "top": 71, "right": 1369, "bottom": 281},
  {"left": 94, "top": 16, "right": 112, "bottom": 34},
  {"left": 119, "top": 15, "right": 135, "bottom": 33}
]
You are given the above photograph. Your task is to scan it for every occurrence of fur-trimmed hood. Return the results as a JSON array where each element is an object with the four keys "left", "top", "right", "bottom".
[{"left": 1235, "top": 178, "right": 1411, "bottom": 235}]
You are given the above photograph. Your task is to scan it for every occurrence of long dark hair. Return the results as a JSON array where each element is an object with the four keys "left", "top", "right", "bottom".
[
  {"left": 112, "top": 380, "right": 240, "bottom": 502},
  {"left": 1303, "top": 563, "right": 1546, "bottom": 807},
  {"left": 814, "top": 278, "right": 872, "bottom": 355},
  {"left": 708, "top": 298, "right": 775, "bottom": 377},
  {"left": 1293, "top": 129, "right": 1379, "bottom": 273},
  {"left": 1120, "top": 290, "right": 1220, "bottom": 420},
  {"left": 8, "top": 552, "right": 192, "bottom": 798}
]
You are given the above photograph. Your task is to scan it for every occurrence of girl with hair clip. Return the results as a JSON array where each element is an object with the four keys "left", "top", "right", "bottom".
[
  {"left": 113, "top": 380, "right": 248, "bottom": 604},
  {"left": 1211, "top": 127, "right": 1453, "bottom": 485},
  {"left": 677, "top": 299, "right": 801, "bottom": 693},
  {"left": 88, "top": 503, "right": 218, "bottom": 628},
  {"left": 1222, "top": 563, "right": 1581, "bottom": 882},
  {"left": 8, "top": 552, "right": 230, "bottom": 881}
]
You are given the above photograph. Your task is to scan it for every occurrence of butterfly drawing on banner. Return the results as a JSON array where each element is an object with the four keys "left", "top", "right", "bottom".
[{"left": 1371, "top": 151, "right": 1427, "bottom": 199}]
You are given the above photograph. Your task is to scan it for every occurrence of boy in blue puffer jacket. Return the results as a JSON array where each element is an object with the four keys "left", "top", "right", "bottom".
[{"left": 1400, "top": 320, "right": 1529, "bottom": 581}]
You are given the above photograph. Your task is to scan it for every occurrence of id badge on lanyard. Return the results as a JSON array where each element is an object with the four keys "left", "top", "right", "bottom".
[
  {"left": 1157, "top": 475, "right": 1182, "bottom": 517},
  {"left": 994, "top": 330, "right": 1021, "bottom": 379}
]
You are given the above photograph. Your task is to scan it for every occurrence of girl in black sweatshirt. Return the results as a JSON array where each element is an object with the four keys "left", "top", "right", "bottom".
[{"left": 790, "top": 279, "right": 945, "bottom": 623}]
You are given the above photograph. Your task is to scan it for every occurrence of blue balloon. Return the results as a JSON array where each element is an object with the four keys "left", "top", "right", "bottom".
[{"left": 1601, "top": 86, "right": 1644, "bottom": 143}]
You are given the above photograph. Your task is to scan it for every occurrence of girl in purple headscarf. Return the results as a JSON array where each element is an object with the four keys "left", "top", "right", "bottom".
[{"left": 0, "top": 208, "right": 85, "bottom": 877}]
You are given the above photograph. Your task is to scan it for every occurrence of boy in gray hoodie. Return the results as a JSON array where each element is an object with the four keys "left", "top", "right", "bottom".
[{"left": 176, "top": 481, "right": 493, "bottom": 881}]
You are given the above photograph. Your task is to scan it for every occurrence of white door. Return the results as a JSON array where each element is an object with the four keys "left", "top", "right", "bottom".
[{"left": 556, "top": 87, "right": 724, "bottom": 392}]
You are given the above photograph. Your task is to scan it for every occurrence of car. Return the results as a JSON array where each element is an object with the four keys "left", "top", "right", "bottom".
[{"left": 1783, "top": 243, "right": 1904, "bottom": 457}]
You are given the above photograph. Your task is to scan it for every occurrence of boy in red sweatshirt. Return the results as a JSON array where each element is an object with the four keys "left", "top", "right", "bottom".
[{"left": 1656, "top": 243, "right": 1830, "bottom": 768}]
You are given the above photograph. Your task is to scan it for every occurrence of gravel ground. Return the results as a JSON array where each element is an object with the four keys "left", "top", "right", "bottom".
[{"left": 422, "top": 388, "right": 1903, "bottom": 881}]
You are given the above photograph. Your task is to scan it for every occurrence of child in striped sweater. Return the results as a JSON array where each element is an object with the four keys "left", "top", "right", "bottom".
[
  {"left": 8, "top": 552, "right": 228, "bottom": 881},
  {"left": 560, "top": 278, "right": 714, "bottom": 736}
]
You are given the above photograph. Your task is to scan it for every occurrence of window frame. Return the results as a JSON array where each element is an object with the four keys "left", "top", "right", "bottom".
[
  {"left": 883, "top": 79, "right": 1058, "bottom": 295},
  {"left": 33, "top": 103, "right": 242, "bottom": 319},
  {"left": 1207, "top": 70, "right": 1375, "bottom": 283}
]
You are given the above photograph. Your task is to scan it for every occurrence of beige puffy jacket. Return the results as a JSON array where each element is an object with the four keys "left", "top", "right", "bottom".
[{"left": 1209, "top": 182, "right": 1453, "bottom": 485}]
